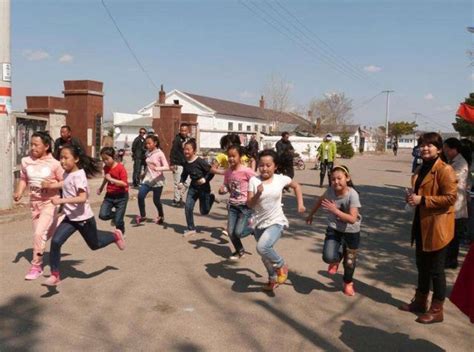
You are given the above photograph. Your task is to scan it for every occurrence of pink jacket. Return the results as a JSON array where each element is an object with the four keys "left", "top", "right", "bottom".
[
  {"left": 145, "top": 148, "right": 169, "bottom": 181},
  {"left": 20, "top": 154, "right": 64, "bottom": 201}
]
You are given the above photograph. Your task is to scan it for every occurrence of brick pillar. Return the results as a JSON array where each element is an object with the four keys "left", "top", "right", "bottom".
[
  {"left": 25, "top": 96, "right": 68, "bottom": 141},
  {"left": 152, "top": 103, "right": 182, "bottom": 161},
  {"left": 62, "top": 80, "right": 104, "bottom": 158}
]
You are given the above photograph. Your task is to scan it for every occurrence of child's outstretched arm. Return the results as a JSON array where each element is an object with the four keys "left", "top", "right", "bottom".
[
  {"left": 288, "top": 180, "right": 305, "bottom": 213},
  {"left": 52, "top": 189, "right": 87, "bottom": 205},
  {"left": 247, "top": 184, "right": 263, "bottom": 208},
  {"left": 13, "top": 179, "right": 27, "bottom": 201},
  {"left": 306, "top": 191, "right": 326, "bottom": 224},
  {"left": 97, "top": 178, "right": 107, "bottom": 195},
  {"left": 321, "top": 199, "right": 359, "bottom": 224}
]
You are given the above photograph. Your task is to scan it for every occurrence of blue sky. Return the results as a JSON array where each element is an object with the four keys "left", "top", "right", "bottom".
[{"left": 11, "top": 0, "right": 474, "bottom": 131}]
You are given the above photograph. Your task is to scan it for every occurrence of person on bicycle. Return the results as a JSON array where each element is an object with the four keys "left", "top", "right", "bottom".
[{"left": 317, "top": 133, "right": 337, "bottom": 187}]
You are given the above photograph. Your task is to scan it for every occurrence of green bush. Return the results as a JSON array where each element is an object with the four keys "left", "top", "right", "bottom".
[{"left": 336, "top": 132, "right": 355, "bottom": 159}]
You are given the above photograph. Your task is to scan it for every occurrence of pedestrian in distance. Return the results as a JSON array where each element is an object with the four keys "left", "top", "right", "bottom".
[
  {"left": 316, "top": 133, "right": 337, "bottom": 187},
  {"left": 170, "top": 123, "right": 190, "bottom": 207},
  {"left": 393, "top": 139, "right": 399, "bottom": 156},
  {"left": 131, "top": 128, "right": 147, "bottom": 188},
  {"left": 44, "top": 144, "right": 125, "bottom": 286},
  {"left": 275, "top": 132, "right": 295, "bottom": 192},
  {"left": 247, "top": 149, "right": 305, "bottom": 292},
  {"left": 306, "top": 165, "right": 362, "bottom": 296},
  {"left": 97, "top": 147, "right": 129, "bottom": 236},
  {"left": 53, "top": 125, "right": 84, "bottom": 160},
  {"left": 400, "top": 132, "right": 457, "bottom": 324},
  {"left": 14, "top": 131, "right": 64, "bottom": 281},
  {"left": 218, "top": 145, "right": 256, "bottom": 261},
  {"left": 179, "top": 138, "right": 216, "bottom": 238},
  {"left": 135, "top": 135, "right": 169, "bottom": 225}
]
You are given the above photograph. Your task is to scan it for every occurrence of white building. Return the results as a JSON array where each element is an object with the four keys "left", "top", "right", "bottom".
[{"left": 113, "top": 89, "right": 312, "bottom": 150}]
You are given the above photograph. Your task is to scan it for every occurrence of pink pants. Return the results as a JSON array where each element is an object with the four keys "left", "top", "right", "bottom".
[{"left": 30, "top": 200, "right": 64, "bottom": 267}]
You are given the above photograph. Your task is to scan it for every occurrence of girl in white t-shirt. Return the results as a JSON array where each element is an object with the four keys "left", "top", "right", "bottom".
[
  {"left": 43, "top": 144, "right": 125, "bottom": 286},
  {"left": 247, "top": 150, "right": 305, "bottom": 291}
]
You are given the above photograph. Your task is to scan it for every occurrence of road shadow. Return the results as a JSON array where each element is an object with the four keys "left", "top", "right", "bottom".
[
  {"left": 339, "top": 320, "right": 445, "bottom": 351},
  {"left": 205, "top": 260, "right": 263, "bottom": 293},
  {"left": 0, "top": 295, "right": 42, "bottom": 351},
  {"left": 289, "top": 271, "right": 338, "bottom": 294},
  {"left": 188, "top": 238, "right": 231, "bottom": 259}
]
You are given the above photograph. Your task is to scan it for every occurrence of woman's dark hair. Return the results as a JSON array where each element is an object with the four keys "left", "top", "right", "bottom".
[
  {"left": 146, "top": 135, "right": 160, "bottom": 149},
  {"left": 331, "top": 165, "right": 357, "bottom": 191},
  {"left": 419, "top": 132, "right": 443, "bottom": 150},
  {"left": 220, "top": 134, "right": 241, "bottom": 150},
  {"left": 61, "top": 144, "right": 100, "bottom": 178},
  {"left": 258, "top": 149, "right": 279, "bottom": 165},
  {"left": 100, "top": 146, "right": 115, "bottom": 158},
  {"left": 31, "top": 131, "right": 53, "bottom": 154},
  {"left": 184, "top": 138, "right": 197, "bottom": 151}
]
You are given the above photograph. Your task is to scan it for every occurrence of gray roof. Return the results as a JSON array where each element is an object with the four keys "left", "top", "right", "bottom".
[
  {"left": 314, "top": 124, "right": 359, "bottom": 136},
  {"left": 115, "top": 117, "right": 152, "bottom": 127}
]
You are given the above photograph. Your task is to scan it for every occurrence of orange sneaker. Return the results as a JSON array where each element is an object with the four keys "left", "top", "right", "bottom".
[
  {"left": 328, "top": 263, "right": 339, "bottom": 275},
  {"left": 276, "top": 264, "right": 288, "bottom": 284},
  {"left": 343, "top": 282, "right": 355, "bottom": 296}
]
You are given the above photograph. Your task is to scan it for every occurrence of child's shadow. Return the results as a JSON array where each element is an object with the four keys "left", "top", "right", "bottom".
[
  {"left": 205, "top": 260, "right": 264, "bottom": 293},
  {"left": 288, "top": 271, "right": 339, "bottom": 294},
  {"left": 12, "top": 248, "right": 34, "bottom": 264},
  {"left": 318, "top": 270, "right": 404, "bottom": 307},
  {"left": 188, "top": 238, "right": 231, "bottom": 259}
]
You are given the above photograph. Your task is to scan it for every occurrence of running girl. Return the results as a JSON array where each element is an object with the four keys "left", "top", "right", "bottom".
[
  {"left": 13, "top": 131, "right": 64, "bottom": 280},
  {"left": 306, "top": 165, "right": 362, "bottom": 296},
  {"left": 136, "top": 135, "right": 169, "bottom": 225},
  {"left": 44, "top": 145, "right": 125, "bottom": 286},
  {"left": 179, "top": 138, "right": 215, "bottom": 237},
  {"left": 219, "top": 145, "right": 256, "bottom": 260},
  {"left": 97, "top": 147, "right": 129, "bottom": 234},
  {"left": 247, "top": 150, "right": 305, "bottom": 291}
]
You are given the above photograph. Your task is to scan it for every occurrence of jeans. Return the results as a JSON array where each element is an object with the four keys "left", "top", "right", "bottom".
[
  {"left": 254, "top": 224, "right": 284, "bottom": 279},
  {"left": 50, "top": 216, "right": 116, "bottom": 273},
  {"left": 227, "top": 204, "right": 253, "bottom": 253},
  {"left": 138, "top": 184, "right": 164, "bottom": 218},
  {"left": 185, "top": 186, "right": 215, "bottom": 230},
  {"left": 416, "top": 233, "right": 448, "bottom": 301},
  {"left": 98, "top": 193, "right": 129, "bottom": 233},
  {"left": 320, "top": 160, "right": 334, "bottom": 186},
  {"left": 322, "top": 227, "right": 360, "bottom": 283},
  {"left": 132, "top": 158, "right": 145, "bottom": 186}
]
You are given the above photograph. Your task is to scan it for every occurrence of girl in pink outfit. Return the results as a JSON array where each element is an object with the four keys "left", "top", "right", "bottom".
[
  {"left": 136, "top": 135, "right": 170, "bottom": 225},
  {"left": 13, "top": 131, "right": 64, "bottom": 280}
]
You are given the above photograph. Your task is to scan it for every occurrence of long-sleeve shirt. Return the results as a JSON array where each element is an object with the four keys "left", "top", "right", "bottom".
[
  {"left": 144, "top": 148, "right": 169, "bottom": 184},
  {"left": 132, "top": 136, "right": 146, "bottom": 160},
  {"left": 170, "top": 134, "right": 188, "bottom": 166},
  {"left": 180, "top": 157, "right": 213, "bottom": 191}
]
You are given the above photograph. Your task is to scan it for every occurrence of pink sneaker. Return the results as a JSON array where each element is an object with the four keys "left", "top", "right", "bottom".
[
  {"left": 44, "top": 274, "right": 61, "bottom": 286},
  {"left": 343, "top": 282, "right": 355, "bottom": 296},
  {"left": 114, "top": 229, "right": 126, "bottom": 250},
  {"left": 135, "top": 216, "right": 144, "bottom": 225},
  {"left": 25, "top": 265, "right": 43, "bottom": 280},
  {"left": 328, "top": 263, "right": 339, "bottom": 275}
]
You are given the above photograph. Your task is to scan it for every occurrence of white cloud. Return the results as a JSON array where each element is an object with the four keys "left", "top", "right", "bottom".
[
  {"left": 363, "top": 65, "right": 382, "bottom": 73},
  {"left": 239, "top": 90, "right": 255, "bottom": 99},
  {"left": 22, "top": 49, "right": 50, "bottom": 61},
  {"left": 424, "top": 93, "right": 435, "bottom": 100},
  {"left": 58, "top": 54, "right": 74, "bottom": 63}
]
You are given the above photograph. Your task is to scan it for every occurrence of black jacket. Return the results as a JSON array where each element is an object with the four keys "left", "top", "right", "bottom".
[
  {"left": 53, "top": 137, "right": 84, "bottom": 160},
  {"left": 132, "top": 136, "right": 146, "bottom": 160},
  {"left": 170, "top": 134, "right": 187, "bottom": 166}
]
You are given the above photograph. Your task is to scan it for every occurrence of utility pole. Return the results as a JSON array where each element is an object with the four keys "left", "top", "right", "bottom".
[
  {"left": 382, "top": 90, "right": 394, "bottom": 152},
  {"left": 0, "top": 0, "right": 13, "bottom": 210},
  {"left": 412, "top": 112, "right": 421, "bottom": 147}
]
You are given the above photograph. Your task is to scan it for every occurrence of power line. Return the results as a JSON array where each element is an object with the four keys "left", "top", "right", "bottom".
[
  {"left": 352, "top": 92, "right": 383, "bottom": 111},
  {"left": 100, "top": 0, "right": 159, "bottom": 90}
]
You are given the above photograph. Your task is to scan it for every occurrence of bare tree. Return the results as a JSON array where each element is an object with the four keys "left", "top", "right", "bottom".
[
  {"left": 262, "top": 73, "right": 293, "bottom": 129},
  {"left": 308, "top": 92, "right": 353, "bottom": 126}
]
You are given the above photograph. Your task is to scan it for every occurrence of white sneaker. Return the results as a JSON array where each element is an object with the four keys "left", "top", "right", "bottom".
[{"left": 183, "top": 229, "right": 197, "bottom": 238}]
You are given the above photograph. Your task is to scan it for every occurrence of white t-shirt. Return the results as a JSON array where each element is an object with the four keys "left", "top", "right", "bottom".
[
  {"left": 248, "top": 174, "right": 292, "bottom": 229},
  {"left": 62, "top": 169, "right": 94, "bottom": 221}
]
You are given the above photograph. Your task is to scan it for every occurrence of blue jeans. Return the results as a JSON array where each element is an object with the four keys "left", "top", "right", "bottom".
[
  {"left": 185, "top": 186, "right": 215, "bottom": 230},
  {"left": 50, "top": 216, "right": 116, "bottom": 273},
  {"left": 254, "top": 224, "right": 284, "bottom": 279},
  {"left": 322, "top": 227, "right": 360, "bottom": 283},
  {"left": 227, "top": 204, "right": 253, "bottom": 253},
  {"left": 99, "top": 192, "right": 128, "bottom": 233},
  {"left": 138, "top": 184, "right": 163, "bottom": 218}
]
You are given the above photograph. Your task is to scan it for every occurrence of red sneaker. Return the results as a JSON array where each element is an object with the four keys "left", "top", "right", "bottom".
[
  {"left": 114, "top": 229, "right": 126, "bottom": 250},
  {"left": 343, "top": 282, "right": 355, "bottom": 296},
  {"left": 262, "top": 279, "right": 279, "bottom": 292},
  {"left": 328, "top": 263, "right": 339, "bottom": 275},
  {"left": 44, "top": 274, "right": 61, "bottom": 286}
]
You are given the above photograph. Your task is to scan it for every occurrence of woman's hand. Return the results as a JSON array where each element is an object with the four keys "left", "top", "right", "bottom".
[
  {"left": 407, "top": 194, "right": 422, "bottom": 206},
  {"left": 321, "top": 199, "right": 338, "bottom": 214},
  {"left": 51, "top": 197, "right": 62, "bottom": 206}
]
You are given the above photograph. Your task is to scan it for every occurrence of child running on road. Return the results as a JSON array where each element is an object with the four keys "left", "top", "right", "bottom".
[
  {"left": 306, "top": 165, "right": 362, "bottom": 296},
  {"left": 136, "top": 135, "right": 169, "bottom": 225},
  {"left": 247, "top": 150, "right": 305, "bottom": 291},
  {"left": 97, "top": 147, "right": 129, "bottom": 235},
  {"left": 44, "top": 144, "right": 125, "bottom": 286},
  {"left": 179, "top": 138, "right": 215, "bottom": 237},
  {"left": 14, "top": 131, "right": 64, "bottom": 280},
  {"left": 218, "top": 145, "right": 256, "bottom": 260}
]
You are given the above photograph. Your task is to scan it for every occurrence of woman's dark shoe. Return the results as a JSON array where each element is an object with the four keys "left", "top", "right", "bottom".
[
  {"left": 416, "top": 299, "right": 444, "bottom": 324},
  {"left": 399, "top": 290, "right": 429, "bottom": 313}
]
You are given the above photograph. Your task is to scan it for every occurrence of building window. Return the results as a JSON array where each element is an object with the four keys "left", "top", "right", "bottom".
[
  {"left": 246, "top": 125, "right": 251, "bottom": 132},
  {"left": 238, "top": 123, "right": 243, "bottom": 131},
  {"left": 254, "top": 124, "right": 258, "bottom": 132},
  {"left": 262, "top": 125, "right": 266, "bottom": 133},
  {"left": 228, "top": 122, "right": 233, "bottom": 131},
  {"left": 269, "top": 126, "right": 273, "bottom": 133}
]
